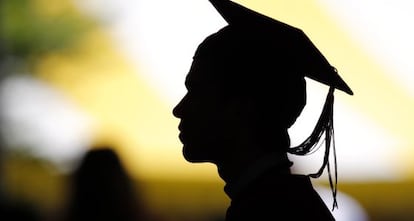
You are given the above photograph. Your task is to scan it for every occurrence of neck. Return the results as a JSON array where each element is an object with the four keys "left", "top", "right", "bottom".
[
  {"left": 215, "top": 128, "right": 291, "bottom": 184},
  {"left": 216, "top": 149, "right": 291, "bottom": 185},
  {"left": 218, "top": 151, "right": 292, "bottom": 199}
]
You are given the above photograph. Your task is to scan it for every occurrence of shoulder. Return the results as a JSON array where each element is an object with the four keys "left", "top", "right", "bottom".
[{"left": 226, "top": 174, "right": 335, "bottom": 221}]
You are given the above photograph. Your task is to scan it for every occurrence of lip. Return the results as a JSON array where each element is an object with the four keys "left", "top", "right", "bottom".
[{"left": 178, "top": 132, "right": 185, "bottom": 143}]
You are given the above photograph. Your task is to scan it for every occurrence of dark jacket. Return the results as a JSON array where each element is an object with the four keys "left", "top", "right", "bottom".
[{"left": 225, "top": 168, "right": 335, "bottom": 221}]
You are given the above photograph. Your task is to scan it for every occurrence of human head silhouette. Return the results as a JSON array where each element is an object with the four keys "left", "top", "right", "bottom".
[
  {"left": 173, "top": 0, "right": 352, "bottom": 178},
  {"left": 65, "top": 147, "right": 141, "bottom": 221},
  {"left": 173, "top": 25, "right": 308, "bottom": 163}
]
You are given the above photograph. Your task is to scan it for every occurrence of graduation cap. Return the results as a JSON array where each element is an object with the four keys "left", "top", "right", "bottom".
[
  {"left": 203, "top": 0, "right": 354, "bottom": 210},
  {"left": 208, "top": 0, "right": 353, "bottom": 95}
]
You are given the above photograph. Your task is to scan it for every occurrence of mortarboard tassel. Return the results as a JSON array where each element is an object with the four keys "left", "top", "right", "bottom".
[{"left": 288, "top": 87, "right": 338, "bottom": 210}]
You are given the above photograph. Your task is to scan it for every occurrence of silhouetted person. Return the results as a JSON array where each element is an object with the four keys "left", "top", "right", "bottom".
[
  {"left": 63, "top": 147, "right": 148, "bottom": 221},
  {"left": 173, "top": 0, "right": 353, "bottom": 220}
]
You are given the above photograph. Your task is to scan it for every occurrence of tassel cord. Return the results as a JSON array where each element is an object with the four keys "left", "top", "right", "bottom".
[{"left": 287, "top": 87, "right": 338, "bottom": 210}]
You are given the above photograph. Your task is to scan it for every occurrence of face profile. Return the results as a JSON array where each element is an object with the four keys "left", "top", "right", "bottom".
[
  {"left": 173, "top": 59, "right": 247, "bottom": 163},
  {"left": 173, "top": 25, "right": 310, "bottom": 164},
  {"left": 173, "top": 60, "right": 223, "bottom": 163}
]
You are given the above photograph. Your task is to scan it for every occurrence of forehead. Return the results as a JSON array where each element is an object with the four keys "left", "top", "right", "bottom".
[{"left": 185, "top": 59, "right": 224, "bottom": 90}]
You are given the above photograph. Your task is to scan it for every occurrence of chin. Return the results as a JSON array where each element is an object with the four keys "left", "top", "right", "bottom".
[{"left": 182, "top": 145, "right": 214, "bottom": 163}]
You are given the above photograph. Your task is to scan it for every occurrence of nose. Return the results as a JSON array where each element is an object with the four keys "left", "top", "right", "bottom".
[{"left": 173, "top": 96, "right": 185, "bottom": 118}]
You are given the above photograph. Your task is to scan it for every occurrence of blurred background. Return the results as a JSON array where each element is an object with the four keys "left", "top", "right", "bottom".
[{"left": 0, "top": 0, "right": 413, "bottom": 220}]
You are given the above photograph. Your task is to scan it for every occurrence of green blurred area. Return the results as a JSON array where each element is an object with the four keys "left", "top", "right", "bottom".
[{"left": 0, "top": 0, "right": 95, "bottom": 75}]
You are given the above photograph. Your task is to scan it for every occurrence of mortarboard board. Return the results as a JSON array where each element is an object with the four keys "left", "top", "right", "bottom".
[
  {"left": 208, "top": 0, "right": 353, "bottom": 95},
  {"left": 210, "top": 0, "right": 353, "bottom": 95}
]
